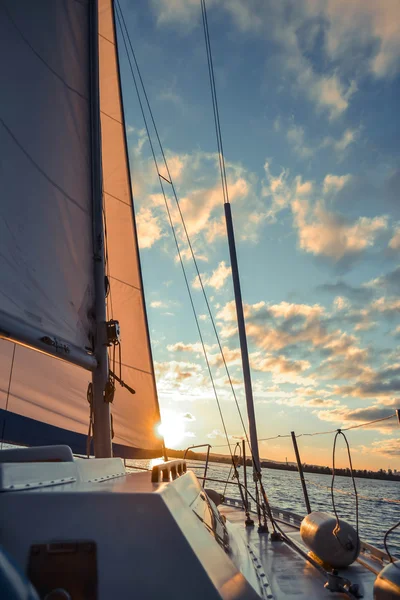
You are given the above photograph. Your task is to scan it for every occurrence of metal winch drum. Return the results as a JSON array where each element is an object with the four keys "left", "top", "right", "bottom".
[{"left": 300, "top": 511, "right": 360, "bottom": 569}]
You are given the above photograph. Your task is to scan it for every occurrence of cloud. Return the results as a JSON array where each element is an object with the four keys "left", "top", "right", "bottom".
[
  {"left": 151, "top": 1, "right": 400, "bottom": 120},
  {"left": 316, "top": 405, "right": 398, "bottom": 433},
  {"left": 150, "top": 300, "right": 167, "bottom": 308},
  {"left": 154, "top": 360, "right": 213, "bottom": 401},
  {"left": 182, "top": 412, "right": 196, "bottom": 421},
  {"left": 323, "top": 174, "right": 352, "bottom": 195},
  {"left": 322, "top": 128, "right": 360, "bottom": 155},
  {"left": 291, "top": 199, "right": 388, "bottom": 262},
  {"left": 193, "top": 261, "right": 231, "bottom": 291},
  {"left": 136, "top": 207, "right": 164, "bottom": 249},
  {"left": 180, "top": 178, "right": 248, "bottom": 238},
  {"left": 365, "top": 266, "right": 400, "bottom": 294},
  {"left": 367, "top": 438, "right": 400, "bottom": 457},
  {"left": 159, "top": 153, "right": 187, "bottom": 182},
  {"left": 333, "top": 296, "right": 350, "bottom": 311},
  {"left": 301, "top": 72, "right": 357, "bottom": 120},
  {"left": 218, "top": 299, "right": 331, "bottom": 352},
  {"left": 389, "top": 227, "right": 400, "bottom": 250},
  {"left": 287, "top": 125, "right": 313, "bottom": 158},
  {"left": 310, "top": 0, "right": 400, "bottom": 79},
  {"left": 251, "top": 352, "right": 310, "bottom": 374},
  {"left": 335, "top": 363, "right": 400, "bottom": 399},
  {"left": 371, "top": 297, "right": 400, "bottom": 317},
  {"left": 167, "top": 341, "right": 215, "bottom": 354},
  {"left": 317, "top": 280, "right": 374, "bottom": 303}
]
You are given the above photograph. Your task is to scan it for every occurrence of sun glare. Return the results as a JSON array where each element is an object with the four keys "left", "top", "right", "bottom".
[{"left": 157, "top": 411, "right": 186, "bottom": 448}]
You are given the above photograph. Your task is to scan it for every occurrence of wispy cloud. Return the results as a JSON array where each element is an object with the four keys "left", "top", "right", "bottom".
[
  {"left": 323, "top": 174, "right": 352, "bottom": 195},
  {"left": 321, "top": 128, "right": 360, "bottom": 156},
  {"left": 136, "top": 206, "right": 165, "bottom": 249},
  {"left": 389, "top": 227, "right": 400, "bottom": 251},
  {"left": 316, "top": 405, "right": 398, "bottom": 434},
  {"left": 193, "top": 261, "right": 231, "bottom": 291},
  {"left": 286, "top": 124, "right": 313, "bottom": 158}
]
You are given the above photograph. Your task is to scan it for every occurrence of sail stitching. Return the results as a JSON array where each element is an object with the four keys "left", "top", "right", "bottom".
[
  {"left": 2, "top": 3, "right": 87, "bottom": 101},
  {"left": 1, "top": 118, "right": 89, "bottom": 214}
]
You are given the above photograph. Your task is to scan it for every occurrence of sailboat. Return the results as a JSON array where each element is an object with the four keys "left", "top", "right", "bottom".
[{"left": 0, "top": 1, "right": 398, "bottom": 598}]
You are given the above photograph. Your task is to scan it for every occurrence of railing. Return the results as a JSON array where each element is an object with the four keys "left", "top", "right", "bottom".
[{"left": 183, "top": 444, "right": 211, "bottom": 486}]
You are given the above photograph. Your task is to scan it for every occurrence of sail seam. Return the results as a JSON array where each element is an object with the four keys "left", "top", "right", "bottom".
[
  {"left": 3, "top": 3, "right": 88, "bottom": 101},
  {"left": 104, "top": 190, "right": 130, "bottom": 207},
  {"left": 109, "top": 275, "right": 141, "bottom": 292},
  {"left": 1, "top": 118, "right": 89, "bottom": 215},
  {"left": 100, "top": 109, "right": 123, "bottom": 126},
  {"left": 99, "top": 32, "right": 115, "bottom": 46}
]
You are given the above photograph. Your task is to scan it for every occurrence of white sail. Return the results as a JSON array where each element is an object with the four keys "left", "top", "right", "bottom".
[
  {"left": 0, "top": 0, "right": 95, "bottom": 365},
  {"left": 0, "top": 0, "right": 163, "bottom": 458},
  {"left": 99, "top": 0, "right": 163, "bottom": 455}
]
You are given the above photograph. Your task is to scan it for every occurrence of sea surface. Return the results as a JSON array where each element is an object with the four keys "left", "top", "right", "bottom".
[{"left": 128, "top": 458, "right": 400, "bottom": 554}]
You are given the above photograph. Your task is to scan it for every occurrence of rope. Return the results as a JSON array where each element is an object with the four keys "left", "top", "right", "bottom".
[
  {"left": 213, "top": 413, "right": 398, "bottom": 446},
  {"left": 298, "top": 413, "right": 397, "bottom": 437},
  {"left": 86, "top": 382, "right": 94, "bottom": 458},
  {"left": 331, "top": 430, "right": 359, "bottom": 557},
  {"left": 115, "top": 0, "right": 254, "bottom": 463},
  {"left": 222, "top": 442, "right": 241, "bottom": 497},
  {"left": 115, "top": 1, "right": 235, "bottom": 461},
  {"left": 383, "top": 520, "right": 400, "bottom": 564},
  {"left": 0, "top": 343, "right": 16, "bottom": 449}
]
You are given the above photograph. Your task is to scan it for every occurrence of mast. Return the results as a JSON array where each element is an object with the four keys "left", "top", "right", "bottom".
[
  {"left": 90, "top": 0, "right": 112, "bottom": 458},
  {"left": 224, "top": 202, "right": 261, "bottom": 474}
]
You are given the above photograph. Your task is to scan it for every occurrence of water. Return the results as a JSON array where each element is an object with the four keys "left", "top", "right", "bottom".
[{"left": 129, "top": 458, "right": 400, "bottom": 554}]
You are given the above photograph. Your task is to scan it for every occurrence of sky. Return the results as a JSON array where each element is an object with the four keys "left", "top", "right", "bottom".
[{"left": 116, "top": 0, "right": 400, "bottom": 470}]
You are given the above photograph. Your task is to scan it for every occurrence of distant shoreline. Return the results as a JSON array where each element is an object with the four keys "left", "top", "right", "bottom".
[{"left": 167, "top": 449, "right": 400, "bottom": 482}]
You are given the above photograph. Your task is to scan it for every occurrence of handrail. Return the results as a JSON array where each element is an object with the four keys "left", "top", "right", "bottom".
[{"left": 183, "top": 444, "right": 211, "bottom": 486}]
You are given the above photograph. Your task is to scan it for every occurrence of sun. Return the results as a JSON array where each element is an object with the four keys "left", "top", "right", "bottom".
[{"left": 157, "top": 411, "right": 186, "bottom": 448}]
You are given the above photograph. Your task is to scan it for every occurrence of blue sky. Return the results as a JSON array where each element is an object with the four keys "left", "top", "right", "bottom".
[{"left": 117, "top": 0, "right": 400, "bottom": 469}]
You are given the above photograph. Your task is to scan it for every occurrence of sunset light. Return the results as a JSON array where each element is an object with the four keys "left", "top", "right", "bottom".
[{"left": 157, "top": 411, "right": 186, "bottom": 448}]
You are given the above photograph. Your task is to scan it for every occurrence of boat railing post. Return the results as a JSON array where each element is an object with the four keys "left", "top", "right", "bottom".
[
  {"left": 242, "top": 439, "right": 249, "bottom": 510},
  {"left": 291, "top": 431, "right": 311, "bottom": 514},
  {"left": 204, "top": 444, "right": 211, "bottom": 483}
]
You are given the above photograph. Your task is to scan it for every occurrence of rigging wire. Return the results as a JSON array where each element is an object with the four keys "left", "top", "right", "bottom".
[
  {"left": 222, "top": 442, "right": 241, "bottom": 498},
  {"left": 331, "top": 430, "right": 359, "bottom": 556},
  {"left": 212, "top": 413, "right": 398, "bottom": 446},
  {"left": 383, "top": 520, "right": 400, "bottom": 564},
  {"left": 114, "top": 1, "right": 235, "bottom": 461},
  {"left": 114, "top": 0, "right": 253, "bottom": 457},
  {"left": 200, "top": 0, "right": 229, "bottom": 205}
]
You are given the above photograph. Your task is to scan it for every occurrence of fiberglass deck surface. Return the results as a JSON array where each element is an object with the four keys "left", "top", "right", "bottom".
[{"left": 220, "top": 504, "right": 378, "bottom": 599}]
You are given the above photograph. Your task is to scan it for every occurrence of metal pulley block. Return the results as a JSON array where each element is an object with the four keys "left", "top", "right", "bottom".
[{"left": 106, "top": 319, "right": 120, "bottom": 346}]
